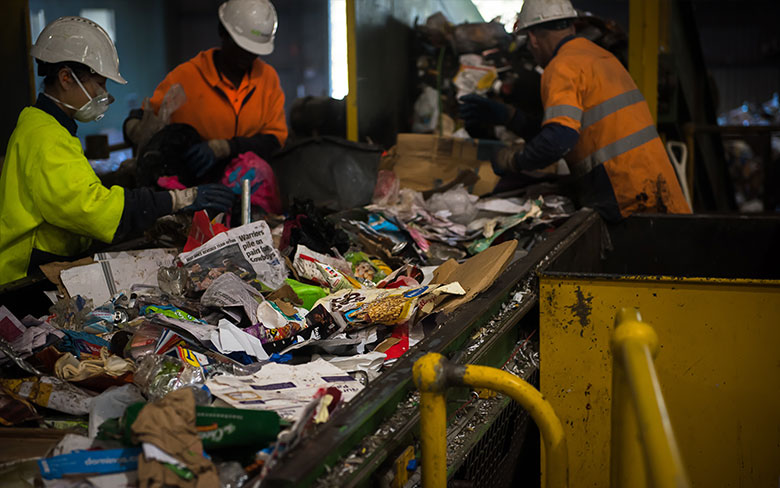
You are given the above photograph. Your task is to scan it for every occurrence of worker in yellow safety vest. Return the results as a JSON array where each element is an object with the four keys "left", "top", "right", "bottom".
[
  {"left": 0, "top": 16, "right": 235, "bottom": 286},
  {"left": 459, "top": 0, "right": 691, "bottom": 221}
]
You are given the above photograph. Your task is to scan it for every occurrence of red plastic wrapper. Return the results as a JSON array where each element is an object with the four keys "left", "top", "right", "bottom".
[{"left": 183, "top": 211, "right": 229, "bottom": 252}]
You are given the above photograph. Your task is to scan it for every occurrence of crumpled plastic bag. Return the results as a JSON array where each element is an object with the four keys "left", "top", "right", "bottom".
[
  {"left": 412, "top": 85, "right": 440, "bottom": 133},
  {"left": 372, "top": 170, "right": 401, "bottom": 206},
  {"left": 221, "top": 151, "right": 282, "bottom": 215},
  {"left": 88, "top": 384, "right": 145, "bottom": 439},
  {"left": 425, "top": 184, "right": 479, "bottom": 225}
]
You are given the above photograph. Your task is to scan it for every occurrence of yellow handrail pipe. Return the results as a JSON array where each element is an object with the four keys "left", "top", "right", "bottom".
[
  {"left": 610, "top": 308, "right": 691, "bottom": 488},
  {"left": 345, "top": 0, "right": 358, "bottom": 142},
  {"left": 413, "top": 353, "right": 569, "bottom": 488}
]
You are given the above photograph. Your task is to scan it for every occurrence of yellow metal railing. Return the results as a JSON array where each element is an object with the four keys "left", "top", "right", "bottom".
[
  {"left": 413, "top": 308, "right": 691, "bottom": 488},
  {"left": 412, "top": 353, "right": 569, "bottom": 488},
  {"left": 610, "top": 308, "right": 691, "bottom": 488}
]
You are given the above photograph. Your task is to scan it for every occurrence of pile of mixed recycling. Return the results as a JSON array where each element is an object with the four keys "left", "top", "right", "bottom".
[{"left": 0, "top": 182, "right": 572, "bottom": 487}]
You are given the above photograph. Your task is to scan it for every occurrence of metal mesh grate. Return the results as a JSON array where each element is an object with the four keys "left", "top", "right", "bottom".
[{"left": 450, "top": 397, "right": 532, "bottom": 488}]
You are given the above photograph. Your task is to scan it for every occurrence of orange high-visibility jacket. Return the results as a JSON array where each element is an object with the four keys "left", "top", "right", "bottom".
[
  {"left": 542, "top": 37, "right": 690, "bottom": 217},
  {"left": 149, "top": 48, "right": 287, "bottom": 147}
]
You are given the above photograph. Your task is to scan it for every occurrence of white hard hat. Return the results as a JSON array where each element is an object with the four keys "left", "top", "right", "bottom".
[
  {"left": 219, "top": 0, "right": 278, "bottom": 56},
  {"left": 31, "top": 16, "right": 126, "bottom": 84},
  {"left": 515, "top": 0, "right": 578, "bottom": 32}
]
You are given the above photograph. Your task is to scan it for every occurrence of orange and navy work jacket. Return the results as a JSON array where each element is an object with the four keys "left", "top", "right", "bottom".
[
  {"left": 542, "top": 37, "right": 690, "bottom": 218},
  {"left": 149, "top": 48, "right": 287, "bottom": 148}
]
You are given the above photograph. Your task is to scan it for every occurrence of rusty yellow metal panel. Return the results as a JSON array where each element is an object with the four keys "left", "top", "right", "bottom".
[{"left": 540, "top": 275, "right": 780, "bottom": 488}]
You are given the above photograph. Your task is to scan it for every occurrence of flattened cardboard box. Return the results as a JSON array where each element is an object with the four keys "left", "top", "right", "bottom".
[{"left": 381, "top": 134, "right": 500, "bottom": 196}]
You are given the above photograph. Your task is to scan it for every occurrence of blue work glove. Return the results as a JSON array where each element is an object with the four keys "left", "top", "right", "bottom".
[
  {"left": 458, "top": 94, "right": 513, "bottom": 126},
  {"left": 490, "top": 147, "right": 520, "bottom": 176},
  {"left": 182, "top": 184, "right": 236, "bottom": 213},
  {"left": 185, "top": 141, "right": 218, "bottom": 179}
]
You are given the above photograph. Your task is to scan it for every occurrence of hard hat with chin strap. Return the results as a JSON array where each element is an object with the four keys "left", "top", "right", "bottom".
[
  {"left": 31, "top": 16, "right": 126, "bottom": 84},
  {"left": 219, "top": 0, "right": 278, "bottom": 55},
  {"left": 515, "top": 0, "right": 578, "bottom": 33}
]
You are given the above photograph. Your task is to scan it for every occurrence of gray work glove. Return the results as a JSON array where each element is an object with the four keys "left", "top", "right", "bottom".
[
  {"left": 490, "top": 143, "right": 525, "bottom": 176},
  {"left": 170, "top": 184, "right": 235, "bottom": 213}
]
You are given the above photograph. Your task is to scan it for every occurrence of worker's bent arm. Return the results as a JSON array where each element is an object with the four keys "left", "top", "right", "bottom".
[
  {"left": 112, "top": 188, "right": 173, "bottom": 243},
  {"left": 514, "top": 122, "right": 579, "bottom": 171},
  {"left": 31, "top": 137, "right": 173, "bottom": 245}
]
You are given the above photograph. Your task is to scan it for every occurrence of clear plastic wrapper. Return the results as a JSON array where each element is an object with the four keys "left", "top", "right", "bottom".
[
  {"left": 133, "top": 354, "right": 206, "bottom": 402},
  {"left": 125, "top": 321, "right": 164, "bottom": 361},
  {"left": 157, "top": 265, "right": 190, "bottom": 296}
]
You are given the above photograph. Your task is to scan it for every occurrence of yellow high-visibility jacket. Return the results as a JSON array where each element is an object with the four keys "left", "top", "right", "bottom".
[{"left": 0, "top": 104, "right": 124, "bottom": 285}]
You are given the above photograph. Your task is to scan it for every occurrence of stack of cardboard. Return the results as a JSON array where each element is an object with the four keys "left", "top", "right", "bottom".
[{"left": 380, "top": 134, "right": 501, "bottom": 196}]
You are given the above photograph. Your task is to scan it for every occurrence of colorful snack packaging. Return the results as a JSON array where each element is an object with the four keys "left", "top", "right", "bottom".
[
  {"left": 292, "top": 245, "right": 361, "bottom": 292},
  {"left": 311, "top": 284, "right": 464, "bottom": 333},
  {"left": 344, "top": 251, "right": 391, "bottom": 284},
  {"left": 0, "top": 376, "right": 94, "bottom": 415},
  {"left": 140, "top": 304, "right": 204, "bottom": 323}
]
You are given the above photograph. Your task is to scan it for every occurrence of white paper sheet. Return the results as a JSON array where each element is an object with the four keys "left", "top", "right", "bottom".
[
  {"left": 210, "top": 319, "right": 269, "bottom": 360},
  {"left": 206, "top": 359, "right": 363, "bottom": 420},
  {"left": 60, "top": 249, "right": 178, "bottom": 304}
]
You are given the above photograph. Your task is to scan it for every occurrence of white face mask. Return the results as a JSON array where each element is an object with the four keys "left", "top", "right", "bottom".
[{"left": 44, "top": 68, "right": 111, "bottom": 122}]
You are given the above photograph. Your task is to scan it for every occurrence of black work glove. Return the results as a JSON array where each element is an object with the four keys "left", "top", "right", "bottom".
[
  {"left": 458, "top": 94, "right": 513, "bottom": 126},
  {"left": 185, "top": 141, "right": 218, "bottom": 179}
]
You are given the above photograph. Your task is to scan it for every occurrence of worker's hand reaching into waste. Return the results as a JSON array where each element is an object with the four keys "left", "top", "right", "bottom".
[
  {"left": 185, "top": 139, "right": 231, "bottom": 179},
  {"left": 490, "top": 146, "right": 523, "bottom": 176},
  {"left": 458, "top": 94, "right": 515, "bottom": 126},
  {"left": 169, "top": 184, "right": 235, "bottom": 214}
]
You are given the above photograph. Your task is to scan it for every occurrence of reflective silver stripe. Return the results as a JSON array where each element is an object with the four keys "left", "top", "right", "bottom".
[
  {"left": 581, "top": 89, "right": 644, "bottom": 129},
  {"left": 571, "top": 125, "right": 659, "bottom": 177},
  {"left": 544, "top": 104, "right": 583, "bottom": 124}
]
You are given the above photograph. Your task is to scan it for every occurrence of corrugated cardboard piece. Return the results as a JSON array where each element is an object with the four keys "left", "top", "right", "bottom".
[
  {"left": 381, "top": 134, "right": 500, "bottom": 196},
  {"left": 431, "top": 239, "right": 518, "bottom": 313}
]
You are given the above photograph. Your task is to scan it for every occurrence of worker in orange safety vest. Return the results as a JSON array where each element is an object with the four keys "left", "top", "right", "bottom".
[
  {"left": 459, "top": 0, "right": 691, "bottom": 221},
  {"left": 125, "top": 0, "right": 287, "bottom": 184}
]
